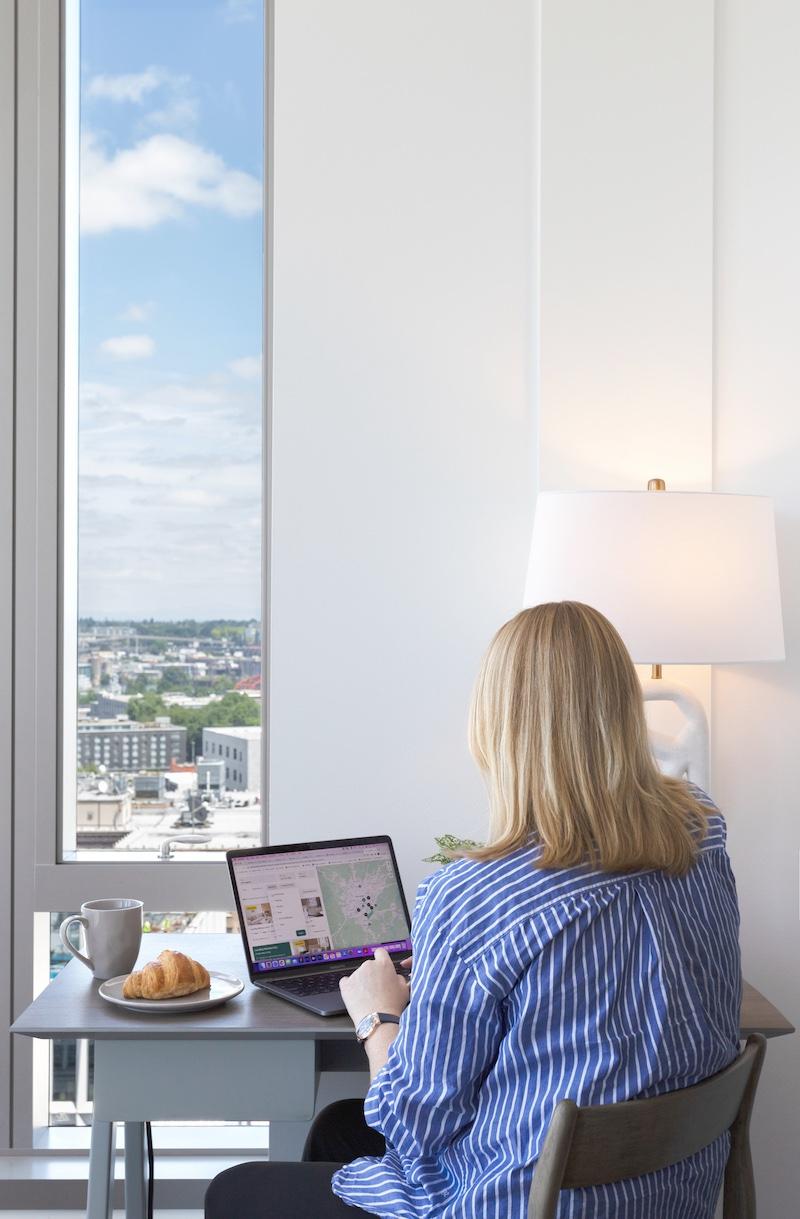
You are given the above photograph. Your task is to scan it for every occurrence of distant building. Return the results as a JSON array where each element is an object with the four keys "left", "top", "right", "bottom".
[
  {"left": 162, "top": 692, "right": 221, "bottom": 710},
  {"left": 90, "top": 651, "right": 115, "bottom": 686},
  {"left": 202, "top": 726, "right": 261, "bottom": 792},
  {"left": 76, "top": 791, "right": 132, "bottom": 831},
  {"left": 90, "top": 693, "right": 130, "bottom": 719},
  {"left": 234, "top": 675, "right": 261, "bottom": 693},
  {"left": 196, "top": 757, "right": 225, "bottom": 794},
  {"left": 77, "top": 719, "right": 187, "bottom": 771},
  {"left": 133, "top": 774, "right": 166, "bottom": 799}
]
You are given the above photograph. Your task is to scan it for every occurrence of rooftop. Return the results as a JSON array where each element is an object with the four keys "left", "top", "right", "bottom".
[{"left": 202, "top": 725, "right": 262, "bottom": 740}]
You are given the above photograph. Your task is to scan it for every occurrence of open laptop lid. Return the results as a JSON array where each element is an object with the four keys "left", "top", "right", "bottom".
[{"left": 227, "top": 835, "right": 412, "bottom": 979}]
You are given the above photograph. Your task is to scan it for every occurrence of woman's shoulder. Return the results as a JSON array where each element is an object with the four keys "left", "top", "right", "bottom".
[
  {"left": 417, "top": 841, "right": 544, "bottom": 903},
  {"left": 686, "top": 783, "right": 729, "bottom": 849},
  {"left": 414, "top": 842, "right": 597, "bottom": 951}
]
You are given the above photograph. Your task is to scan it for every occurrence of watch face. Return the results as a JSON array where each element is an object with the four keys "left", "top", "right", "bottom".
[{"left": 356, "top": 1012, "right": 379, "bottom": 1042}]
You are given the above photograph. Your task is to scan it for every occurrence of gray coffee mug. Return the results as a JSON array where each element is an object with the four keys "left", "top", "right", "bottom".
[{"left": 59, "top": 899, "right": 143, "bottom": 980}]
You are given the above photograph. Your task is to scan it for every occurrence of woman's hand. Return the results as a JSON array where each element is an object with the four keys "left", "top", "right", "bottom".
[{"left": 339, "top": 948, "right": 410, "bottom": 1028}]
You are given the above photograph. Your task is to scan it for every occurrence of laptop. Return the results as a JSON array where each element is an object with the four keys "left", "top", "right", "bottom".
[{"left": 227, "top": 835, "right": 412, "bottom": 1016}]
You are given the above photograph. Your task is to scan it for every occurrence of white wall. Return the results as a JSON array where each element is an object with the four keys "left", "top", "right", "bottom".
[
  {"left": 539, "top": 0, "right": 714, "bottom": 495},
  {"left": 713, "top": 1, "right": 800, "bottom": 1207},
  {"left": 269, "top": 0, "right": 537, "bottom": 892},
  {"left": 537, "top": 1, "right": 798, "bottom": 1210},
  {"left": 269, "top": 3, "right": 798, "bottom": 1209},
  {"left": 538, "top": 0, "right": 716, "bottom": 736}
]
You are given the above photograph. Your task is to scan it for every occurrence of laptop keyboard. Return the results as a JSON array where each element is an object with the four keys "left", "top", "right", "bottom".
[{"left": 270, "top": 963, "right": 408, "bottom": 997}]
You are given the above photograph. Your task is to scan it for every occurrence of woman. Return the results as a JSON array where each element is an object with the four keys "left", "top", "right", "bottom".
[{"left": 206, "top": 602, "right": 741, "bottom": 1218}]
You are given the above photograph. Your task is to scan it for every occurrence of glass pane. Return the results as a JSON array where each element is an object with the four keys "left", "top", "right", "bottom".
[
  {"left": 48, "top": 911, "right": 266, "bottom": 1128},
  {"left": 62, "top": 0, "right": 265, "bottom": 857}
]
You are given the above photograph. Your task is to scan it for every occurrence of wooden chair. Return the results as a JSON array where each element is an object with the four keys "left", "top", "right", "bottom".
[{"left": 529, "top": 1034, "right": 766, "bottom": 1219}]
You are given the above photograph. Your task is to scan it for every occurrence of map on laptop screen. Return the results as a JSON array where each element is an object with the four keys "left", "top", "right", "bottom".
[{"left": 231, "top": 841, "right": 412, "bottom": 972}]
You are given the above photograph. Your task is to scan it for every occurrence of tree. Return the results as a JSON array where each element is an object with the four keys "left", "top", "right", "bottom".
[
  {"left": 128, "top": 691, "right": 261, "bottom": 759},
  {"left": 128, "top": 693, "right": 168, "bottom": 722},
  {"left": 156, "top": 667, "right": 195, "bottom": 695}
]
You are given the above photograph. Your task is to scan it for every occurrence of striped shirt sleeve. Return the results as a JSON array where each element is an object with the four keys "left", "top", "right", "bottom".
[{"left": 363, "top": 873, "right": 504, "bottom": 1161}]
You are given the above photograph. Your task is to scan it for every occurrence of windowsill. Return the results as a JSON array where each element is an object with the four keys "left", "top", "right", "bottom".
[
  {"left": 58, "top": 851, "right": 231, "bottom": 864},
  {"left": 0, "top": 1151, "right": 265, "bottom": 1210},
  {"left": 20, "top": 1124, "right": 268, "bottom": 1156}
]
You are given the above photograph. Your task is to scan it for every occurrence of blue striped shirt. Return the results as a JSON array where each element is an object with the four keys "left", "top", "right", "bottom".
[{"left": 333, "top": 789, "right": 742, "bottom": 1217}]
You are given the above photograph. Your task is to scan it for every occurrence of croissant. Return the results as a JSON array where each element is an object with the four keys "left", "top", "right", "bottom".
[{"left": 122, "top": 949, "right": 210, "bottom": 1000}]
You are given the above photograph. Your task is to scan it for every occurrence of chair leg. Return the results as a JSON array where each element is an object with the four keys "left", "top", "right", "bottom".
[{"left": 723, "top": 1034, "right": 766, "bottom": 1219}]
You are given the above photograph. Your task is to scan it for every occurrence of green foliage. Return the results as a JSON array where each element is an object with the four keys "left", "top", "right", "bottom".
[
  {"left": 78, "top": 692, "right": 96, "bottom": 706},
  {"left": 156, "top": 666, "right": 195, "bottom": 694},
  {"left": 79, "top": 617, "right": 258, "bottom": 641},
  {"left": 128, "top": 691, "right": 260, "bottom": 758},
  {"left": 424, "top": 833, "right": 484, "bottom": 865},
  {"left": 128, "top": 693, "right": 168, "bottom": 722},
  {"left": 124, "top": 674, "right": 158, "bottom": 696}
]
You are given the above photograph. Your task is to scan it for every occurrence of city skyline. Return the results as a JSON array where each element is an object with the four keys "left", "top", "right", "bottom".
[{"left": 76, "top": 0, "right": 264, "bottom": 621}]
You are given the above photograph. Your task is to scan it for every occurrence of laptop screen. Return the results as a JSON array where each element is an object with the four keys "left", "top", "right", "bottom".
[{"left": 229, "top": 839, "right": 412, "bottom": 973}]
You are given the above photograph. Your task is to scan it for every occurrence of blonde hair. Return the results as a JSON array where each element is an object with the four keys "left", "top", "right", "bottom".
[{"left": 468, "top": 601, "right": 707, "bottom": 874}]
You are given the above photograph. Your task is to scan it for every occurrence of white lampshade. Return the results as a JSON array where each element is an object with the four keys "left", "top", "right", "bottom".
[{"left": 524, "top": 491, "right": 784, "bottom": 665}]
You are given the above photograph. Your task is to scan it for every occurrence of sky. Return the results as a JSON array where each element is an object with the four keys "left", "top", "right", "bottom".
[{"left": 76, "top": 0, "right": 263, "bottom": 621}]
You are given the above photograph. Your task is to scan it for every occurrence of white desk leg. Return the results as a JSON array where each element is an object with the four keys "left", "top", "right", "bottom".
[
  {"left": 124, "top": 1122, "right": 147, "bottom": 1219},
  {"left": 86, "top": 1119, "right": 114, "bottom": 1219},
  {"left": 269, "top": 1119, "right": 310, "bottom": 1161}
]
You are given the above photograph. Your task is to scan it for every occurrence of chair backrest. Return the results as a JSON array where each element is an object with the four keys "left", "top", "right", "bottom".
[{"left": 529, "top": 1034, "right": 766, "bottom": 1219}]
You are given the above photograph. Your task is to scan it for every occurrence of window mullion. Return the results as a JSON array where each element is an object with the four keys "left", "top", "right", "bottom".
[
  {"left": 0, "top": 0, "right": 15, "bottom": 1157},
  {"left": 13, "top": 0, "right": 62, "bottom": 1152}
]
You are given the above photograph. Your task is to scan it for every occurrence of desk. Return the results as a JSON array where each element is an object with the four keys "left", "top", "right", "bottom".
[{"left": 12, "top": 933, "right": 795, "bottom": 1219}]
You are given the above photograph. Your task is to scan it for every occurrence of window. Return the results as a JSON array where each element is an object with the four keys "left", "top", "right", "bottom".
[
  {"left": 48, "top": 911, "right": 265, "bottom": 1132},
  {"left": 9, "top": 0, "right": 271, "bottom": 1157},
  {"left": 62, "top": 0, "right": 266, "bottom": 859}
]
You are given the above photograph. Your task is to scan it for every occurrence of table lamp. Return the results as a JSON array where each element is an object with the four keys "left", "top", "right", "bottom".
[{"left": 523, "top": 481, "right": 785, "bottom": 790}]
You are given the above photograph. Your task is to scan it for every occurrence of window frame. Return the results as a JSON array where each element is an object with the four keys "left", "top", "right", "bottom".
[{"left": 7, "top": 0, "right": 274, "bottom": 1151}]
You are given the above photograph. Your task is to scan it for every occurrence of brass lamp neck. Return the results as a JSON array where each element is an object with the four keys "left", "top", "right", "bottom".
[{"left": 647, "top": 480, "right": 665, "bottom": 677}]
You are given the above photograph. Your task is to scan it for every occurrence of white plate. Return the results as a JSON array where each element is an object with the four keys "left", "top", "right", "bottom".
[{"left": 98, "top": 970, "right": 244, "bottom": 1014}]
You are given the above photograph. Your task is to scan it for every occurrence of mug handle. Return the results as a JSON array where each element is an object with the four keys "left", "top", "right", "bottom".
[{"left": 59, "top": 915, "right": 93, "bottom": 972}]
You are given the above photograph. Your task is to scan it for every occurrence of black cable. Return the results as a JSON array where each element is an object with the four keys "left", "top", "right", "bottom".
[{"left": 145, "top": 1119, "right": 154, "bottom": 1219}]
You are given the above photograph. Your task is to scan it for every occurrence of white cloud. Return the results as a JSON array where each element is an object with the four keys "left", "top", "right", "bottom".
[
  {"left": 80, "top": 132, "right": 261, "bottom": 234},
  {"left": 87, "top": 67, "right": 166, "bottom": 104},
  {"left": 145, "top": 97, "right": 199, "bottom": 131},
  {"left": 221, "top": 0, "right": 259, "bottom": 23},
  {"left": 228, "top": 355, "right": 262, "bottom": 381},
  {"left": 168, "top": 488, "right": 225, "bottom": 507},
  {"left": 118, "top": 302, "right": 152, "bottom": 322},
  {"left": 100, "top": 334, "right": 156, "bottom": 360},
  {"left": 87, "top": 65, "right": 199, "bottom": 133},
  {"left": 76, "top": 373, "right": 262, "bottom": 618}
]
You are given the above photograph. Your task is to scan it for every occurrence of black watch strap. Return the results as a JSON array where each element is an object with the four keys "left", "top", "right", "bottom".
[{"left": 356, "top": 1011, "right": 401, "bottom": 1045}]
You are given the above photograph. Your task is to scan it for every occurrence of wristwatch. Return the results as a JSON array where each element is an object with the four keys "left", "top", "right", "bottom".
[{"left": 355, "top": 1011, "right": 400, "bottom": 1046}]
